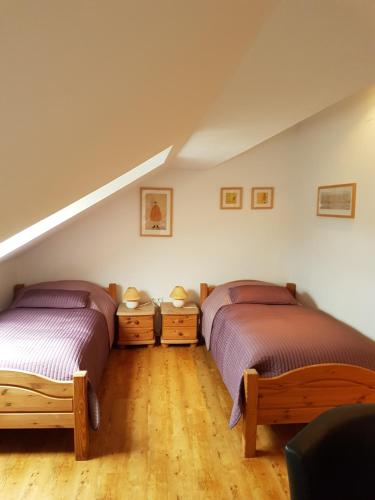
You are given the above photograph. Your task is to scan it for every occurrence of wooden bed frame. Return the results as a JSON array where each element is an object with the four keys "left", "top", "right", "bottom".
[
  {"left": 200, "top": 282, "right": 375, "bottom": 458},
  {"left": 0, "top": 282, "right": 117, "bottom": 461}
]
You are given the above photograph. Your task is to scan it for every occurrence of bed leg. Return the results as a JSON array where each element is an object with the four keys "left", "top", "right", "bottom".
[
  {"left": 242, "top": 369, "right": 259, "bottom": 458},
  {"left": 73, "top": 371, "right": 89, "bottom": 460}
]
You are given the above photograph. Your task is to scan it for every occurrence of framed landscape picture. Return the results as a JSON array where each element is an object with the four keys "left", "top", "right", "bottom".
[
  {"left": 251, "top": 187, "right": 274, "bottom": 209},
  {"left": 140, "top": 187, "right": 173, "bottom": 236},
  {"left": 317, "top": 183, "right": 356, "bottom": 218},
  {"left": 220, "top": 187, "right": 243, "bottom": 209}
]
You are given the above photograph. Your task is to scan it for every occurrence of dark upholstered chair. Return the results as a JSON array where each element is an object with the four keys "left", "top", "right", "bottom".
[{"left": 285, "top": 404, "right": 375, "bottom": 500}]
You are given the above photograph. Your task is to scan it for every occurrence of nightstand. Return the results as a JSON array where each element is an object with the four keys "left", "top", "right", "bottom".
[
  {"left": 160, "top": 302, "right": 199, "bottom": 347},
  {"left": 117, "top": 302, "right": 156, "bottom": 347}
]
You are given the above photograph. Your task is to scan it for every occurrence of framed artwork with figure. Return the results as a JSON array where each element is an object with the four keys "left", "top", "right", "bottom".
[{"left": 140, "top": 187, "right": 173, "bottom": 236}]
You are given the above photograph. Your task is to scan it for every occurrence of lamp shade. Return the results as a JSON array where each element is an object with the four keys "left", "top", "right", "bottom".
[
  {"left": 170, "top": 286, "right": 188, "bottom": 300},
  {"left": 123, "top": 287, "right": 140, "bottom": 302}
]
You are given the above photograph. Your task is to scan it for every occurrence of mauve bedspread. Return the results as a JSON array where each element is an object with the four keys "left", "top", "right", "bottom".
[
  {"left": 0, "top": 307, "right": 108, "bottom": 429},
  {"left": 203, "top": 282, "right": 375, "bottom": 428},
  {"left": 12, "top": 280, "right": 116, "bottom": 345},
  {"left": 0, "top": 281, "right": 116, "bottom": 429}
]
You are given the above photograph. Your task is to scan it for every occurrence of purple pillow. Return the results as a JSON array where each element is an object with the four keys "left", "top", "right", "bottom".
[
  {"left": 229, "top": 285, "right": 297, "bottom": 305},
  {"left": 14, "top": 289, "right": 89, "bottom": 309}
]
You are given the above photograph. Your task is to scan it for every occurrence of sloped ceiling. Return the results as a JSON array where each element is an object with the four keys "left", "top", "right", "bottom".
[
  {"left": 0, "top": 0, "right": 277, "bottom": 241},
  {"left": 1, "top": 0, "right": 375, "bottom": 244},
  {"left": 174, "top": 0, "right": 375, "bottom": 169}
]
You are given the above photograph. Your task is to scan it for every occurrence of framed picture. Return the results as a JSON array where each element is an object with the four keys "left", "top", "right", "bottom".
[
  {"left": 220, "top": 187, "right": 243, "bottom": 209},
  {"left": 317, "top": 183, "right": 356, "bottom": 218},
  {"left": 140, "top": 187, "right": 173, "bottom": 236},
  {"left": 251, "top": 187, "right": 274, "bottom": 209}
]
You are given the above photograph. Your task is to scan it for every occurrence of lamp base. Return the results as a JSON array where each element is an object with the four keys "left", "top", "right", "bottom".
[
  {"left": 126, "top": 301, "right": 139, "bottom": 309},
  {"left": 172, "top": 299, "right": 185, "bottom": 308}
]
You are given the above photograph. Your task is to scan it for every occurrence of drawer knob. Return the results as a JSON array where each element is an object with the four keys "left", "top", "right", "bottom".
[
  {"left": 178, "top": 332, "right": 183, "bottom": 336},
  {"left": 135, "top": 334, "right": 140, "bottom": 338},
  {"left": 128, "top": 319, "right": 139, "bottom": 325},
  {"left": 178, "top": 319, "right": 183, "bottom": 324}
]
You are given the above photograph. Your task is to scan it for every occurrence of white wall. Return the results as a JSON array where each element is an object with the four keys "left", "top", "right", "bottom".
[
  {"left": 11, "top": 130, "right": 296, "bottom": 304},
  {"left": 4, "top": 86, "right": 375, "bottom": 340},
  {"left": 0, "top": 258, "right": 18, "bottom": 310},
  {"left": 287, "top": 86, "right": 375, "bottom": 338}
]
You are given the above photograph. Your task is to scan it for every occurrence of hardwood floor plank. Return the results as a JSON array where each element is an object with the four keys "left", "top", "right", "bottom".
[{"left": 0, "top": 347, "right": 293, "bottom": 499}]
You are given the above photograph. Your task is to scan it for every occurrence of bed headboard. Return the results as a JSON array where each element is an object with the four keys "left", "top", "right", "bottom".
[
  {"left": 13, "top": 284, "right": 25, "bottom": 298},
  {"left": 13, "top": 283, "right": 118, "bottom": 302},
  {"left": 104, "top": 283, "right": 118, "bottom": 301},
  {"left": 200, "top": 283, "right": 216, "bottom": 305},
  {"left": 199, "top": 282, "right": 297, "bottom": 305}
]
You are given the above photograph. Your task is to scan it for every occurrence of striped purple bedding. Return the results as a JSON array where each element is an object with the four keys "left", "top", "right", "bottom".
[
  {"left": 0, "top": 281, "right": 117, "bottom": 429},
  {"left": 202, "top": 281, "right": 375, "bottom": 428},
  {"left": 12, "top": 280, "right": 117, "bottom": 345}
]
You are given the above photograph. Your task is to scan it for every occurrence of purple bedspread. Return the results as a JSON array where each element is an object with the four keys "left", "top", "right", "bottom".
[
  {"left": 203, "top": 282, "right": 375, "bottom": 428},
  {"left": 201, "top": 280, "right": 271, "bottom": 348},
  {"left": 12, "top": 280, "right": 117, "bottom": 346},
  {"left": 0, "top": 280, "right": 117, "bottom": 429}
]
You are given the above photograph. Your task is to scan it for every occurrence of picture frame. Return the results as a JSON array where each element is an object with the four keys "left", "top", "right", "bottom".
[
  {"left": 140, "top": 187, "right": 173, "bottom": 236},
  {"left": 251, "top": 187, "right": 274, "bottom": 209},
  {"left": 317, "top": 183, "right": 356, "bottom": 219},
  {"left": 220, "top": 187, "right": 243, "bottom": 209}
]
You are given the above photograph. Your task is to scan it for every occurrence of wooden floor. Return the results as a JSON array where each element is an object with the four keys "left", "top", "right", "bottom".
[{"left": 0, "top": 346, "right": 301, "bottom": 500}]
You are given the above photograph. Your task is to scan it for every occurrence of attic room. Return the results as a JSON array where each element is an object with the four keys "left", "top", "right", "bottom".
[{"left": 1, "top": 1, "right": 375, "bottom": 499}]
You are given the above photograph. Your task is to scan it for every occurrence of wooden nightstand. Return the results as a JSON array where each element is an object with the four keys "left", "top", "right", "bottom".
[
  {"left": 160, "top": 302, "right": 199, "bottom": 347},
  {"left": 117, "top": 302, "right": 156, "bottom": 347}
]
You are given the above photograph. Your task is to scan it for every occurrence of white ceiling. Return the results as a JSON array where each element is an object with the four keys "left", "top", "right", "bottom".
[
  {"left": 1, "top": 0, "right": 375, "bottom": 244},
  {"left": 173, "top": 0, "right": 375, "bottom": 169},
  {"left": 0, "top": 0, "right": 277, "bottom": 241}
]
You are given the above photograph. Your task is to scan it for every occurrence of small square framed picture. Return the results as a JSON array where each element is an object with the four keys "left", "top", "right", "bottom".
[
  {"left": 220, "top": 187, "right": 243, "bottom": 209},
  {"left": 251, "top": 187, "right": 274, "bottom": 209},
  {"left": 317, "top": 183, "right": 356, "bottom": 218}
]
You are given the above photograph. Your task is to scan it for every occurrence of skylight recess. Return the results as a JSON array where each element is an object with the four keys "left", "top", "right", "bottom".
[{"left": 0, "top": 146, "right": 172, "bottom": 259}]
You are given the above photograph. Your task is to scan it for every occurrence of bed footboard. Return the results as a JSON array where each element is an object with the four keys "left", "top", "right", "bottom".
[
  {"left": 242, "top": 363, "right": 375, "bottom": 458},
  {"left": 0, "top": 370, "right": 89, "bottom": 460},
  {"left": 73, "top": 371, "right": 89, "bottom": 460},
  {"left": 242, "top": 369, "right": 259, "bottom": 458}
]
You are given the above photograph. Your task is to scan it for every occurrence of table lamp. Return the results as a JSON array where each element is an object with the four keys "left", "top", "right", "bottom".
[
  {"left": 170, "top": 286, "right": 187, "bottom": 308},
  {"left": 123, "top": 287, "right": 140, "bottom": 309}
]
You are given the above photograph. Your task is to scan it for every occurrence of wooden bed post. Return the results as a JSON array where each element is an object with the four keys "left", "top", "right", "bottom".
[
  {"left": 73, "top": 371, "right": 89, "bottom": 461},
  {"left": 242, "top": 369, "right": 259, "bottom": 458},
  {"left": 107, "top": 283, "right": 117, "bottom": 301},
  {"left": 13, "top": 284, "right": 25, "bottom": 299},
  {"left": 286, "top": 282, "right": 296, "bottom": 298},
  {"left": 200, "top": 283, "right": 209, "bottom": 305}
]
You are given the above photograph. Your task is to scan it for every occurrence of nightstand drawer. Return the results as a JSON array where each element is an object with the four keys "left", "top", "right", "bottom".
[
  {"left": 162, "top": 327, "right": 197, "bottom": 341},
  {"left": 119, "top": 328, "right": 154, "bottom": 342},
  {"left": 119, "top": 315, "right": 153, "bottom": 329},
  {"left": 163, "top": 315, "right": 197, "bottom": 328}
]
